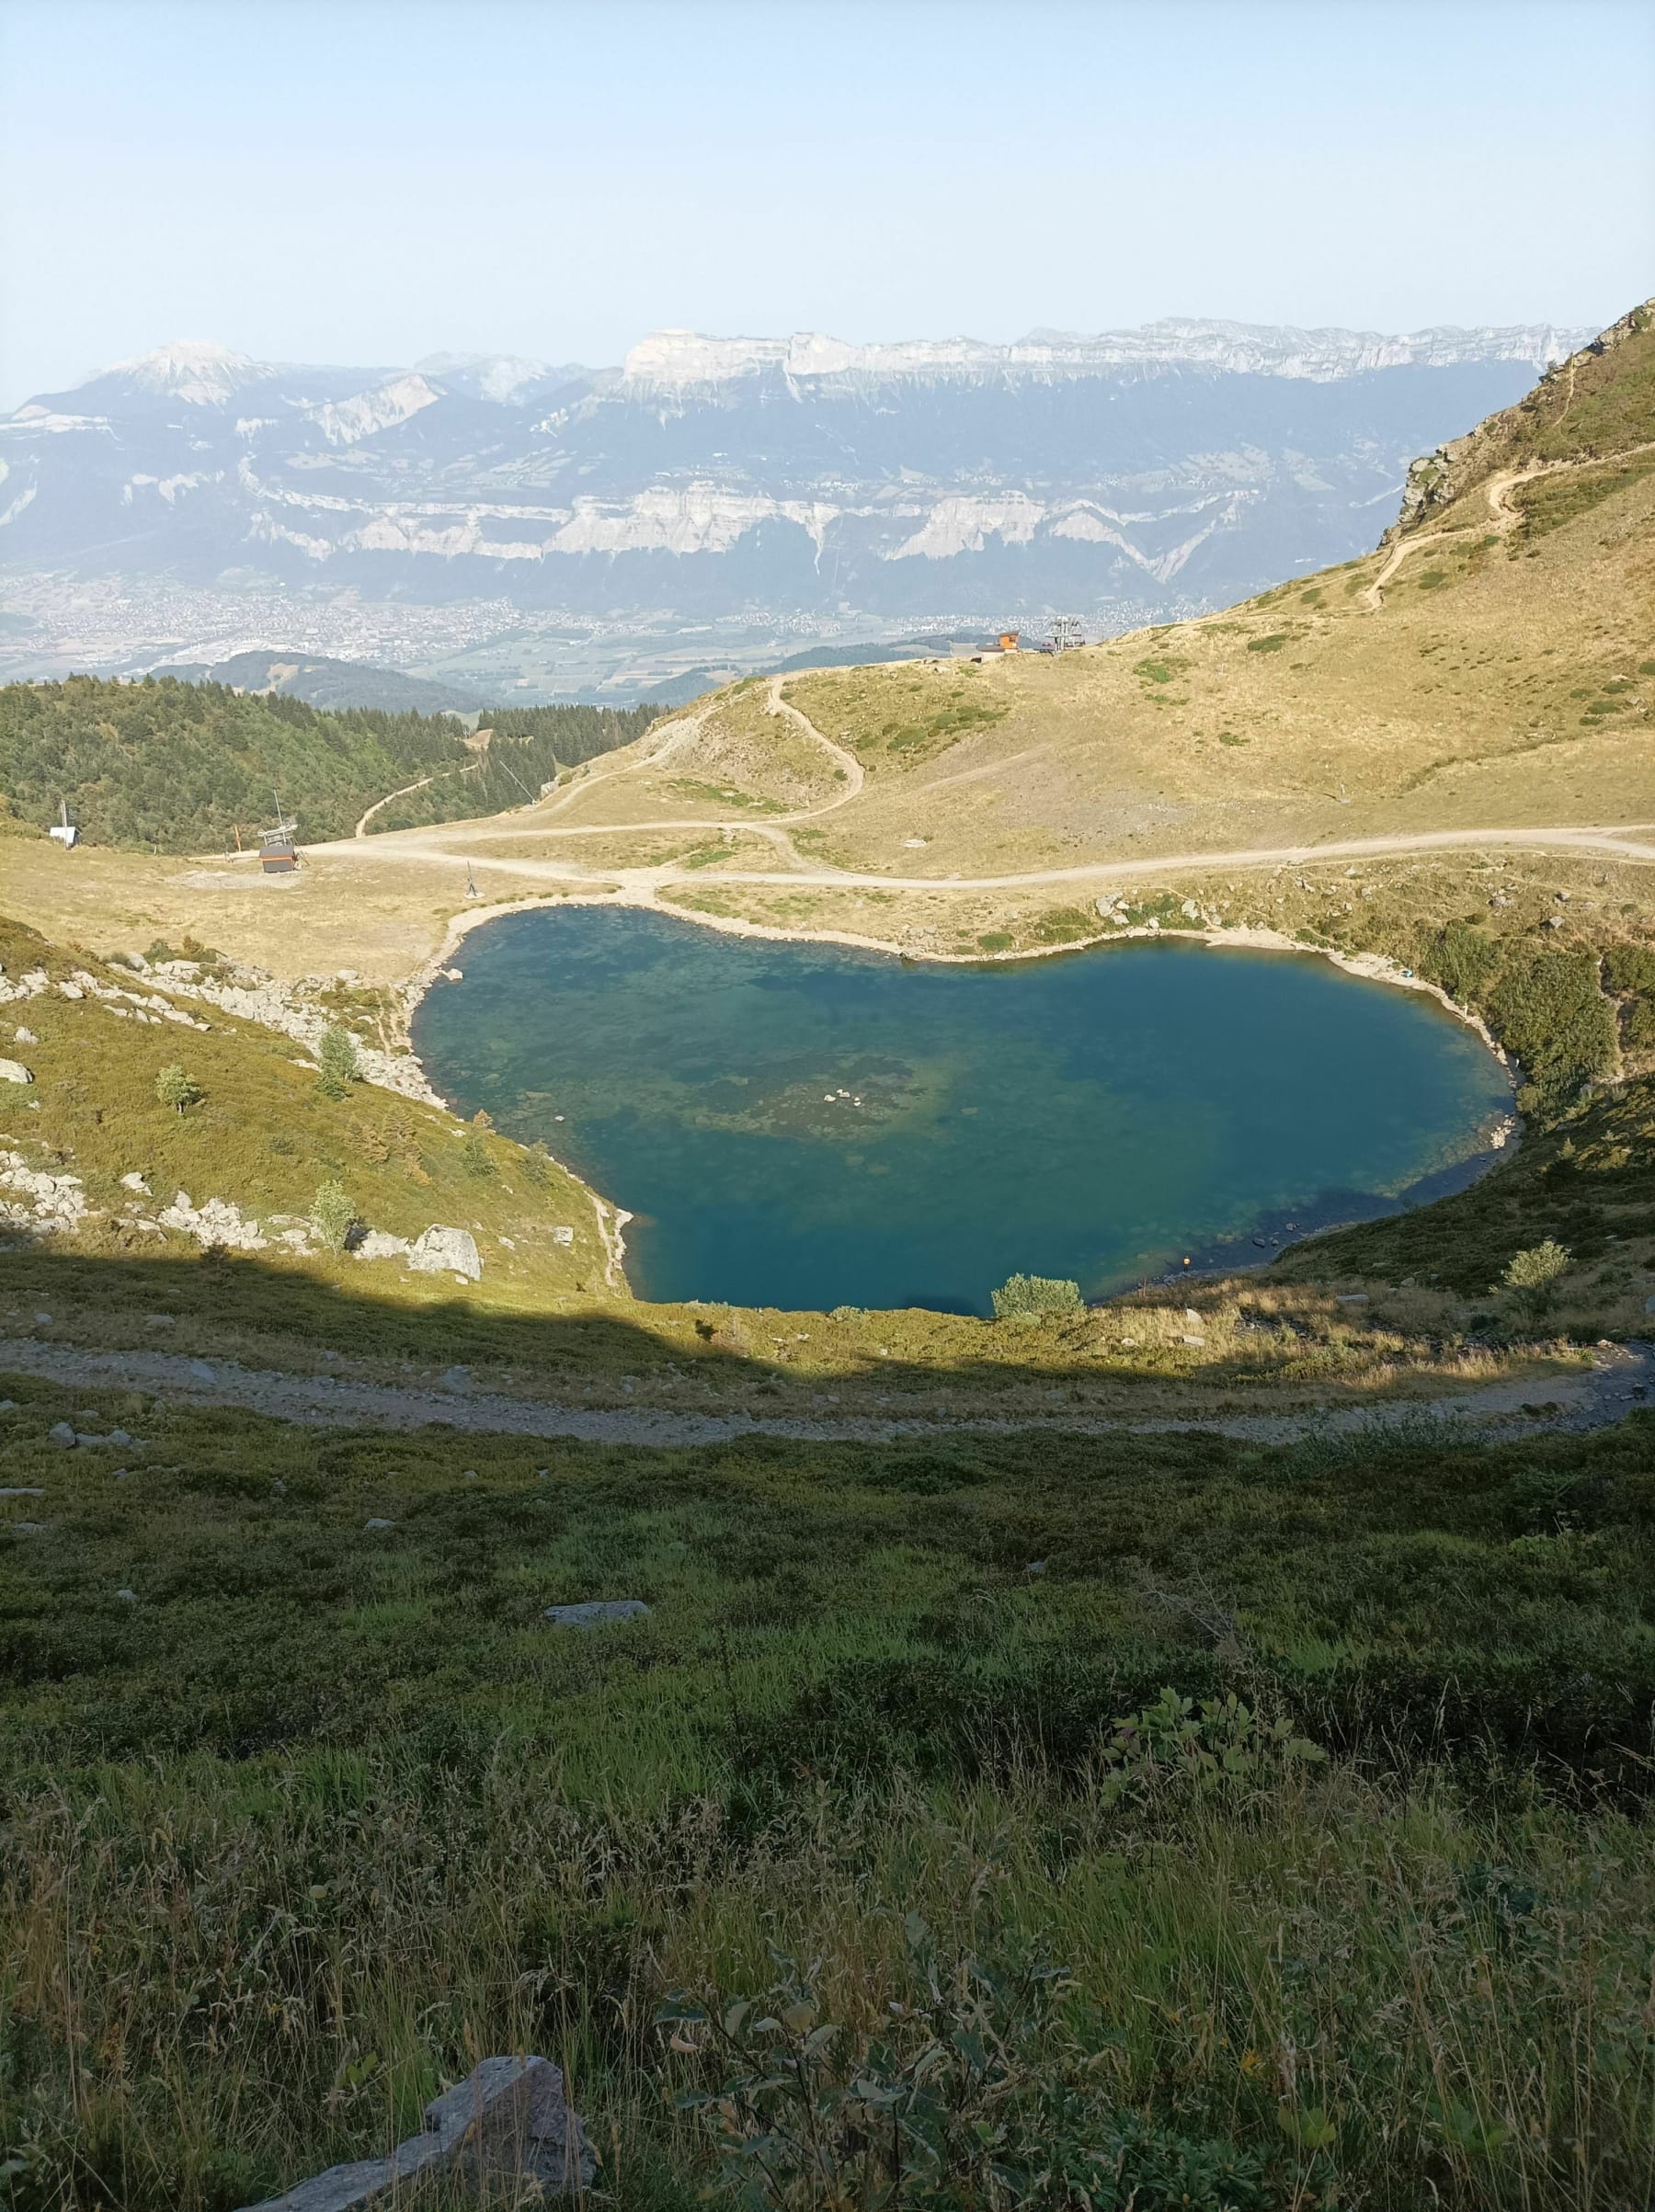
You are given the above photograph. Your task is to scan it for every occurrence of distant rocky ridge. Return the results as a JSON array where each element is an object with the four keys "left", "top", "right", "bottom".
[
  {"left": 618, "top": 317, "right": 1587, "bottom": 390},
  {"left": 0, "top": 319, "right": 1593, "bottom": 667}
]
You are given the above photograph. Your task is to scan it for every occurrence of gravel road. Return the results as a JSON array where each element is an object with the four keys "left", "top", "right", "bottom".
[{"left": 2, "top": 1336, "right": 1650, "bottom": 1449}]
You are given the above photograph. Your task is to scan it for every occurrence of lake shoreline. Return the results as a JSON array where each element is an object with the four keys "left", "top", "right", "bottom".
[
  {"left": 410, "top": 895, "right": 1520, "bottom": 1315},
  {"left": 406, "top": 884, "right": 1515, "bottom": 1067}
]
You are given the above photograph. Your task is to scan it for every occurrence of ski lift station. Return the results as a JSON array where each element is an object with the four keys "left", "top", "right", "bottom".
[{"left": 259, "top": 800, "right": 300, "bottom": 873}]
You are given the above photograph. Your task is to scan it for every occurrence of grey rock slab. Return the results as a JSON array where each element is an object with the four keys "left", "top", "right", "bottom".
[
  {"left": 544, "top": 1599, "right": 651, "bottom": 1628},
  {"left": 0, "top": 1487, "right": 43, "bottom": 1497},
  {"left": 48, "top": 1420, "right": 76, "bottom": 1447},
  {"left": 408, "top": 1226, "right": 481, "bottom": 1282},
  {"left": 239, "top": 2053, "right": 590, "bottom": 2209},
  {"left": 362, "top": 1517, "right": 396, "bottom": 1531},
  {"left": 0, "top": 1059, "right": 34, "bottom": 1084}
]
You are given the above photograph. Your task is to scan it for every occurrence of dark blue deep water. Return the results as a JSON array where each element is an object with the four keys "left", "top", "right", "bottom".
[{"left": 413, "top": 908, "right": 1513, "bottom": 1315}]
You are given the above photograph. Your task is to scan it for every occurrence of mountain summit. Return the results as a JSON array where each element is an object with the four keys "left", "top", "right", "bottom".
[{"left": 101, "top": 339, "right": 267, "bottom": 405}]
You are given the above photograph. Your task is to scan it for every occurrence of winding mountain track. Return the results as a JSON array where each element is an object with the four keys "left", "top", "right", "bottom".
[
  {"left": 1362, "top": 440, "right": 1655, "bottom": 609},
  {"left": 764, "top": 673, "right": 866, "bottom": 810},
  {"left": 2, "top": 1336, "right": 1649, "bottom": 1449}
]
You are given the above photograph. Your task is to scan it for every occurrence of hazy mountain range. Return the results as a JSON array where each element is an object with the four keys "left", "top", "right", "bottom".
[{"left": 0, "top": 318, "right": 1590, "bottom": 694}]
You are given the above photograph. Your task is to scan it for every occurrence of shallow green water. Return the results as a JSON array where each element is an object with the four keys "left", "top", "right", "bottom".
[{"left": 414, "top": 908, "right": 1513, "bottom": 1315}]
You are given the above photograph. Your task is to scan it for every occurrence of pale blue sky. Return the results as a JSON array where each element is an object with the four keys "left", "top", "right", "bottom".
[{"left": 2, "top": 0, "right": 1650, "bottom": 405}]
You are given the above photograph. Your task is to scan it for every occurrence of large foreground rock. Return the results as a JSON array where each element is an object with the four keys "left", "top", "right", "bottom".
[
  {"left": 407, "top": 1226, "right": 481, "bottom": 1281},
  {"left": 240, "top": 2054, "right": 591, "bottom": 2209}
]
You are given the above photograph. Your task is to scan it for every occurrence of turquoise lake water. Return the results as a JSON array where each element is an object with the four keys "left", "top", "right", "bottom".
[{"left": 413, "top": 908, "right": 1514, "bottom": 1315}]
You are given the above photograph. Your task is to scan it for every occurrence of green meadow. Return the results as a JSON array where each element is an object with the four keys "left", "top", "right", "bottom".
[{"left": 2, "top": 1381, "right": 1652, "bottom": 2210}]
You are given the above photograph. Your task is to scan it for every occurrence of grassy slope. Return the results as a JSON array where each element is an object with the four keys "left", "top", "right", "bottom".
[
  {"left": 728, "top": 309, "right": 1655, "bottom": 884},
  {"left": 1398, "top": 297, "right": 1655, "bottom": 524},
  {"left": 0, "top": 913, "right": 617, "bottom": 1307},
  {"left": 4, "top": 324, "right": 1655, "bottom": 2212},
  {"left": 1, "top": 1380, "right": 1651, "bottom": 2209}
]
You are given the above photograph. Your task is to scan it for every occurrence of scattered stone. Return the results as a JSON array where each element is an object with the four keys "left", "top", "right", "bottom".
[
  {"left": 0, "top": 1401, "right": 15, "bottom": 1413},
  {"left": 48, "top": 1420, "right": 76, "bottom": 1448},
  {"left": 1181, "top": 1335, "right": 1206, "bottom": 1347},
  {"left": 1025, "top": 1559, "right": 1048, "bottom": 1577},
  {"left": 14, "top": 1026, "right": 37, "bottom": 1043},
  {"left": 120, "top": 1171, "right": 152, "bottom": 1194},
  {"left": 543, "top": 1599, "right": 651, "bottom": 1629},
  {"left": 112, "top": 1469, "right": 130, "bottom": 1482},
  {"left": 353, "top": 1229, "right": 412, "bottom": 1263},
  {"left": 188, "top": 1360, "right": 216, "bottom": 1384},
  {"left": 273, "top": 1478, "right": 288, "bottom": 1495},
  {"left": 1337, "top": 1294, "right": 1370, "bottom": 1306},
  {"left": 1644, "top": 1295, "right": 1655, "bottom": 1315},
  {"left": 2, "top": 1155, "right": 88, "bottom": 1233},
  {"left": 439, "top": 1365, "right": 472, "bottom": 1392},
  {"left": 33, "top": 1313, "right": 51, "bottom": 1325},
  {"left": 158, "top": 1192, "right": 269, "bottom": 1251},
  {"left": 0, "top": 1487, "right": 43, "bottom": 1498},
  {"left": 0, "top": 1059, "right": 34, "bottom": 1084},
  {"left": 408, "top": 1226, "right": 482, "bottom": 1282},
  {"left": 462, "top": 1468, "right": 478, "bottom": 1481},
  {"left": 116, "top": 1589, "right": 137, "bottom": 1603},
  {"left": 552, "top": 1226, "right": 575, "bottom": 1247},
  {"left": 363, "top": 1517, "right": 396, "bottom": 1531}
]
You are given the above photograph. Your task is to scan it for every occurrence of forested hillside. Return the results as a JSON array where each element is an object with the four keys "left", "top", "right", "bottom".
[
  {"left": 0, "top": 677, "right": 471, "bottom": 850},
  {"left": 364, "top": 701, "right": 657, "bottom": 831},
  {"left": 0, "top": 678, "right": 656, "bottom": 851}
]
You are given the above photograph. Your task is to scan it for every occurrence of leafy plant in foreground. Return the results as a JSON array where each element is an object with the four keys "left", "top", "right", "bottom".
[
  {"left": 1097, "top": 1687, "right": 1324, "bottom": 1806},
  {"left": 662, "top": 1915, "right": 1269, "bottom": 2211}
]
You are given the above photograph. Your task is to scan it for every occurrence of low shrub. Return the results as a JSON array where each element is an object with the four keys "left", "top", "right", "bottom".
[{"left": 992, "top": 1272, "right": 1084, "bottom": 1321}]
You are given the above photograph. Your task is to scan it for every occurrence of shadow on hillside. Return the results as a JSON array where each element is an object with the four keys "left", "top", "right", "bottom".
[{"left": 0, "top": 1242, "right": 1262, "bottom": 1403}]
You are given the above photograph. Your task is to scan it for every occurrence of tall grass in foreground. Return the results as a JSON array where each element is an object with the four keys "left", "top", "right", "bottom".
[
  {"left": 2, "top": 1750, "right": 1650, "bottom": 2210},
  {"left": 2, "top": 1385, "right": 1652, "bottom": 2206}
]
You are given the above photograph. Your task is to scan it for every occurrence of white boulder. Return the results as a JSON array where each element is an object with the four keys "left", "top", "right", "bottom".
[{"left": 408, "top": 1226, "right": 482, "bottom": 1282}]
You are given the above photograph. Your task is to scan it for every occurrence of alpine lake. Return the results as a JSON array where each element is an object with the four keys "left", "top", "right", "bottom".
[{"left": 414, "top": 907, "right": 1515, "bottom": 1316}]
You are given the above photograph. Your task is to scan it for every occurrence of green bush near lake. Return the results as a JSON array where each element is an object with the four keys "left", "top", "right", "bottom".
[
  {"left": 1, "top": 1383, "right": 1652, "bottom": 2209},
  {"left": 991, "top": 1271, "right": 1085, "bottom": 1319}
]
